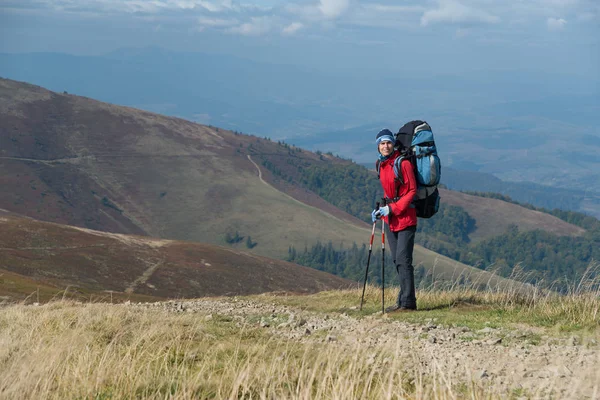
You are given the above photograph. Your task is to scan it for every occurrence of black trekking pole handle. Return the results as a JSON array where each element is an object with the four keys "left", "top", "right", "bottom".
[{"left": 360, "top": 202, "right": 380, "bottom": 311}]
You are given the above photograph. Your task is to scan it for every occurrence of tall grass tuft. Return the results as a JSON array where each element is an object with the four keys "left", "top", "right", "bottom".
[{"left": 357, "top": 261, "right": 600, "bottom": 329}]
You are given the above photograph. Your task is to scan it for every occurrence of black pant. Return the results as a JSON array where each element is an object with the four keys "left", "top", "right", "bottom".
[{"left": 385, "top": 224, "right": 417, "bottom": 309}]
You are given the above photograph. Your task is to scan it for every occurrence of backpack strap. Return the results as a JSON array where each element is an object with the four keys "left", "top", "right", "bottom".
[
  {"left": 392, "top": 156, "right": 405, "bottom": 186},
  {"left": 377, "top": 157, "right": 402, "bottom": 198},
  {"left": 393, "top": 151, "right": 418, "bottom": 199}
]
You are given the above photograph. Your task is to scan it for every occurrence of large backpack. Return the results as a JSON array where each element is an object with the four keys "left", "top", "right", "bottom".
[{"left": 376, "top": 120, "right": 441, "bottom": 218}]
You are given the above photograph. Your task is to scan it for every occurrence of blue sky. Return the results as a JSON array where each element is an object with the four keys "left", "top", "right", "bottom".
[{"left": 1, "top": 0, "right": 599, "bottom": 79}]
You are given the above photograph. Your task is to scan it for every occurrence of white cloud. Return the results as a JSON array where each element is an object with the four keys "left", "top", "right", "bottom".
[
  {"left": 198, "top": 16, "right": 238, "bottom": 27},
  {"left": 285, "top": 0, "right": 350, "bottom": 22},
  {"left": 421, "top": 0, "right": 500, "bottom": 26},
  {"left": 547, "top": 17, "right": 567, "bottom": 30},
  {"left": 364, "top": 4, "right": 426, "bottom": 13},
  {"left": 28, "top": 0, "right": 237, "bottom": 14},
  {"left": 228, "top": 16, "right": 273, "bottom": 35},
  {"left": 339, "top": 2, "right": 423, "bottom": 29},
  {"left": 282, "top": 22, "right": 304, "bottom": 35},
  {"left": 9, "top": 0, "right": 597, "bottom": 39},
  {"left": 318, "top": 0, "right": 349, "bottom": 19}
]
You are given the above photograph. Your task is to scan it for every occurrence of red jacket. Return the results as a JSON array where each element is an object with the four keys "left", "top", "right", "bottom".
[{"left": 378, "top": 150, "right": 418, "bottom": 231}]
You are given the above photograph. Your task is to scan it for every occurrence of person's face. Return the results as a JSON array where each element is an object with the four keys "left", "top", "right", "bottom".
[{"left": 378, "top": 140, "right": 394, "bottom": 157}]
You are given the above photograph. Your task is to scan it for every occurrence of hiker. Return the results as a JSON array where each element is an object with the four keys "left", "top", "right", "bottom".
[{"left": 371, "top": 129, "right": 418, "bottom": 312}]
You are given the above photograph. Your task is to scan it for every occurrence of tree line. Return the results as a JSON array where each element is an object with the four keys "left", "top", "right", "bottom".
[{"left": 286, "top": 241, "right": 431, "bottom": 288}]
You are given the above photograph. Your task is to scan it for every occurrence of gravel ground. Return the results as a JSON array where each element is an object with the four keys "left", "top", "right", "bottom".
[{"left": 128, "top": 297, "right": 600, "bottom": 399}]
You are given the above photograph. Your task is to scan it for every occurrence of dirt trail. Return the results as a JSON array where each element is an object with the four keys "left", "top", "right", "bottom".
[
  {"left": 0, "top": 156, "right": 87, "bottom": 164},
  {"left": 130, "top": 297, "right": 600, "bottom": 399},
  {"left": 125, "top": 261, "right": 163, "bottom": 294},
  {"left": 69, "top": 226, "right": 172, "bottom": 248},
  {"left": 246, "top": 154, "right": 356, "bottom": 227}
]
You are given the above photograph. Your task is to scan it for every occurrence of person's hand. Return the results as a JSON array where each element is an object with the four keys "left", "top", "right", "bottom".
[
  {"left": 371, "top": 208, "right": 378, "bottom": 223},
  {"left": 371, "top": 205, "right": 390, "bottom": 222},
  {"left": 377, "top": 205, "right": 390, "bottom": 218}
]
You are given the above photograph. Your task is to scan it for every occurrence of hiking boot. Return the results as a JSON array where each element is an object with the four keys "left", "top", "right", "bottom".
[
  {"left": 386, "top": 305, "right": 416, "bottom": 313},
  {"left": 385, "top": 304, "right": 401, "bottom": 313}
]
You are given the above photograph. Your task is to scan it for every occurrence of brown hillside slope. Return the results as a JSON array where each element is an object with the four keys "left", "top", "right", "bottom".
[
  {"left": 0, "top": 211, "right": 531, "bottom": 303},
  {"left": 0, "top": 79, "right": 585, "bottom": 251},
  {"left": 0, "top": 79, "right": 553, "bottom": 289},
  {"left": 0, "top": 212, "right": 353, "bottom": 302},
  {"left": 2, "top": 78, "right": 583, "bottom": 250},
  {"left": 0, "top": 78, "right": 365, "bottom": 259},
  {"left": 440, "top": 189, "right": 585, "bottom": 241},
  {"left": 0, "top": 209, "right": 530, "bottom": 301}
]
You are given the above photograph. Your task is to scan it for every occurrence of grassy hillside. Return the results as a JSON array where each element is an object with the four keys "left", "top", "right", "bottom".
[
  {"left": 2, "top": 78, "right": 583, "bottom": 250},
  {"left": 3, "top": 78, "right": 593, "bottom": 291},
  {"left": 0, "top": 78, "right": 361, "bottom": 259},
  {"left": 439, "top": 189, "right": 585, "bottom": 242},
  {"left": 1, "top": 209, "right": 526, "bottom": 303},
  {"left": 0, "top": 78, "right": 519, "bottom": 287},
  {"left": 0, "top": 212, "right": 353, "bottom": 302}
]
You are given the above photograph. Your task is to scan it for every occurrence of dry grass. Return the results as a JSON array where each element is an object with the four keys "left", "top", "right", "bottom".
[
  {"left": 417, "top": 262, "right": 600, "bottom": 330},
  {"left": 2, "top": 265, "right": 599, "bottom": 400},
  {"left": 1, "top": 301, "right": 490, "bottom": 400},
  {"left": 282, "top": 284, "right": 600, "bottom": 332},
  {"left": 265, "top": 261, "right": 600, "bottom": 331}
]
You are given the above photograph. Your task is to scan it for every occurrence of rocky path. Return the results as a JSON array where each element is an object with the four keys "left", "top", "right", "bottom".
[{"left": 129, "top": 297, "right": 600, "bottom": 399}]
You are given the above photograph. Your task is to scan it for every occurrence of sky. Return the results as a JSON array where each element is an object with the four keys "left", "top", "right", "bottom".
[{"left": 1, "top": 0, "right": 599, "bottom": 80}]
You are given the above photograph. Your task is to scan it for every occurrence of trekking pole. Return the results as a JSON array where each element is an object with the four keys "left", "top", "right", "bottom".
[
  {"left": 381, "top": 199, "right": 387, "bottom": 314},
  {"left": 360, "top": 201, "right": 380, "bottom": 311}
]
